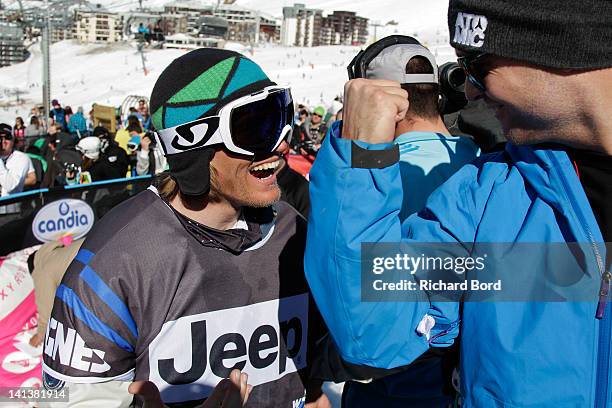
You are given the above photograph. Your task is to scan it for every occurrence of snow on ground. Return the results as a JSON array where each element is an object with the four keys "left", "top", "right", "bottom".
[
  {"left": 0, "top": 38, "right": 455, "bottom": 124},
  {"left": 0, "top": 0, "right": 454, "bottom": 123}
]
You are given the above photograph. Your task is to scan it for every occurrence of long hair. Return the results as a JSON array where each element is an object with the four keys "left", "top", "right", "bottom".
[
  {"left": 156, "top": 172, "right": 180, "bottom": 202},
  {"left": 156, "top": 165, "right": 220, "bottom": 204},
  {"left": 81, "top": 157, "right": 93, "bottom": 171}
]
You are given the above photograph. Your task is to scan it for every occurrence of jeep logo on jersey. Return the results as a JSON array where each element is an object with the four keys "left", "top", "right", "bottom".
[
  {"left": 33, "top": 199, "right": 94, "bottom": 242},
  {"left": 43, "top": 318, "right": 110, "bottom": 374},
  {"left": 148, "top": 294, "right": 308, "bottom": 403},
  {"left": 454, "top": 12, "right": 488, "bottom": 48}
]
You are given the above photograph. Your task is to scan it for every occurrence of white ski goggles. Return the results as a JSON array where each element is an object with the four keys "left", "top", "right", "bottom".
[{"left": 156, "top": 86, "right": 294, "bottom": 157}]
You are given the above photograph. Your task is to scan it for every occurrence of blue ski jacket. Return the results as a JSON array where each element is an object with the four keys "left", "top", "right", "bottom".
[
  {"left": 68, "top": 112, "right": 88, "bottom": 136},
  {"left": 305, "top": 124, "right": 609, "bottom": 407}
]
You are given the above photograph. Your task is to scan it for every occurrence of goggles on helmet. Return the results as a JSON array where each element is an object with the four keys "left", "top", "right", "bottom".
[{"left": 156, "top": 86, "right": 294, "bottom": 157}]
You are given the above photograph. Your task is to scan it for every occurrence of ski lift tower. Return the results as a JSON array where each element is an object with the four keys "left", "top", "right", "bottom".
[
  {"left": 370, "top": 20, "right": 384, "bottom": 43},
  {"left": 16, "top": 0, "right": 81, "bottom": 119},
  {"left": 41, "top": 0, "right": 51, "bottom": 119}
]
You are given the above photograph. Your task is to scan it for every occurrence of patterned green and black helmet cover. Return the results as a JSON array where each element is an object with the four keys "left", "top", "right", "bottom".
[{"left": 150, "top": 48, "right": 274, "bottom": 196}]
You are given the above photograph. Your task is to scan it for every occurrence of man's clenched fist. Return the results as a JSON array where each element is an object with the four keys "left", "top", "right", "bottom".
[{"left": 341, "top": 79, "right": 409, "bottom": 144}]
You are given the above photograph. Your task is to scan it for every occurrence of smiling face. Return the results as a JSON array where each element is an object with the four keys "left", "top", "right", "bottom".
[
  {"left": 461, "top": 53, "right": 578, "bottom": 146},
  {"left": 209, "top": 140, "right": 287, "bottom": 208}
]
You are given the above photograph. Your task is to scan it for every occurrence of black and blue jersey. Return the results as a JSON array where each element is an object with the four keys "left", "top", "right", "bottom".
[{"left": 43, "top": 187, "right": 323, "bottom": 407}]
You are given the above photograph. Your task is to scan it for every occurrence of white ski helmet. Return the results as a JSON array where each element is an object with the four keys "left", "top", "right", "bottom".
[{"left": 76, "top": 136, "right": 101, "bottom": 160}]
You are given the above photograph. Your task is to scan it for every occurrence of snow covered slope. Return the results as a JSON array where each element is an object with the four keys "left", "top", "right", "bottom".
[
  {"left": 0, "top": 37, "right": 455, "bottom": 124},
  {"left": 0, "top": 0, "right": 455, "bottom": 124}
]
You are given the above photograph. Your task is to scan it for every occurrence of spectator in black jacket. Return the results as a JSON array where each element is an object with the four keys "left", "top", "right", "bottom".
[
  {"left": 291, "top": 108, "right": 310, "bottom": 150},
  {"left": 93, "top": 126, "right": 129, "bottom": 179},
  {"left": 41, "top": 124, "right": 82, "bottom": 187},
  {"left": 76, "top": 136, "right": 117, "bottom": 182}
]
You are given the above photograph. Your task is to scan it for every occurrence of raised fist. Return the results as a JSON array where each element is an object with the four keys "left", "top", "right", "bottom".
[{"left": 341, "top": 78, "right": 409, "bottom": 144}]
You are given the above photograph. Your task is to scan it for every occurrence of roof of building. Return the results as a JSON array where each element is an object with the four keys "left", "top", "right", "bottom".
[{"left": 197, "top": 15, "right": 229, "bottom": 28}]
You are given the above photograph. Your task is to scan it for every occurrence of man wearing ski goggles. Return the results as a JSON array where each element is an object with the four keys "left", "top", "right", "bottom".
[{"left": 43, "top": 49, "right": 330, "bottom": 408}]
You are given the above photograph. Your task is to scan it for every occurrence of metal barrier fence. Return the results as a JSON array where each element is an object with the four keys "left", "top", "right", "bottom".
[{"left": 0, "top": 175, "right": 153, "bottom": 256}]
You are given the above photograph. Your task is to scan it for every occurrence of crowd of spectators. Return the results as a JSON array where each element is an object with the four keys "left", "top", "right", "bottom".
[
  {"left": 0, "top": 94, "right": 345, "bottom": 203},
  {"left": 0, "top": 97, "right": 172, "bottom": 202},
  {"left": 290, "top": 96, "right": 343, "bottom": 154}
]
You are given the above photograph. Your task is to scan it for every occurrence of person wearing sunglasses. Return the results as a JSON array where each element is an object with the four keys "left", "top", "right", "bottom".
[
  {"left": 305, "top": 0, "right": 611, "bottom": 407},
  {"left": 42, "top": 49, "right": 330, "bottom": 408},
  {"left": 0, "top": 123, "right": 36, "bottom": 216},
  {"left": 308, "top": 106, "right": 328, "bottom": 146}
]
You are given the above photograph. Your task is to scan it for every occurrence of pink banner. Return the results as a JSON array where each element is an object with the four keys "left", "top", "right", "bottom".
[{"left": 0, "top": 249, "right": 43, "bottom": 389}]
